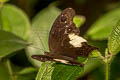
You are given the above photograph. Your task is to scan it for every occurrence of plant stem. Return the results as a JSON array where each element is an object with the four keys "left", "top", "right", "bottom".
[
  {"left": 105, "top": 48, "right": 109, "bottom": 80},
  {"left": 6, "top": 60, "right": 16, "bottom": 80},
  {"left": 105, "top": 59, "right": 109, "bottom": 80}
]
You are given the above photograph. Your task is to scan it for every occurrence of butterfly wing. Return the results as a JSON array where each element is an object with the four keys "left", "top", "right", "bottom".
[
  {"left": 49, "top": 8, "right": 80, "bottom": 58},
  {"left": 32, "top": 8, "right": 98, "bottom": 66}
]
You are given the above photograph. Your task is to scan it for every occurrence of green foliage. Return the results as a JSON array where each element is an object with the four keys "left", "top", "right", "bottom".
[
  {"left": 73, "top": 16, "right": 85, "bottom": 28},
  {"left": 89, "top": 50, "right": 103, "bottom": 59},
  {"left": 108, "top": 21, "right": 120, "bottom": 55},
  {"left": 0, "top": 30, "right": 28, "bottom": 58},
  {"left": 52, "top": 64, "right": 83, "bottom": 80},
  {"left": 0, "top": 4, "right": 30, "bottom": 58},
  {"left": 0, "top": 4, "right": 30, "bottom": 40},
  {"left": 0, "top": 60, "right": 12, "bottom": 80},
  {"left": 0, "top": 1, "right": 120, "bottom": 80},
  {"left": 17, "top": 67, "right": 37, "bottom": 80},
  {"left": 36, "top": 62, "right": 54, "bottom": 80},
  {"left": 86, "top": 8, "right": 120, "bottom": 40},
  {"left": 18, "top": 67, "right": 37, "bottom": 75},
  {"left": 0, "top": 4, "right": 31, "bottom": 80}
]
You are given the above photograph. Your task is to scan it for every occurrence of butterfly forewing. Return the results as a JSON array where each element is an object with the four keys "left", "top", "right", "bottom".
[{"left": 49, "top": 8, "right": 80, "bottom": 57}]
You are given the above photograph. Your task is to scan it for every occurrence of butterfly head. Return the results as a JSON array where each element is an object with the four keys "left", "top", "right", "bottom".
[
  {"left": 59, "top": 8, "right": 75, "bottom": 23},
  {"left": 54, "top": 8, "right": 79, "bottom": 35},
  {"left": 31, "top": 55, "right": 53, "bottom": 62}
]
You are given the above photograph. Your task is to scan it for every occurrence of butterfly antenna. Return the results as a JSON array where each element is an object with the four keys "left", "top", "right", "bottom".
[
  {"left": 33, "top": 31, "right": 46, "bottom": 50},
  {"left": 28, "top": 45, "right": 46, "bottom": 52},
  {"left": 33, "top": 30, "right": 49, "bottom": 38}
]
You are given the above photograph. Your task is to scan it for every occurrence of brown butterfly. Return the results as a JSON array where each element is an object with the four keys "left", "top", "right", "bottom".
[{"left": 32, "top": 8, "right": 98, "bottom": 66}]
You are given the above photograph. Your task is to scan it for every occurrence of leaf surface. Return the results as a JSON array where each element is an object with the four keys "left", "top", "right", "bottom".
[
  {"left": 108, "top": 21, "right": 120, "bottom": 55},
  {"left": 86, "top": 8, "right": 120, "bottom": 40},
  {"left": 0, "top": 30, "right": 28, "bottom": 58},
  {"left": 0, "top": 4, "right": 30, "bottom": 40}
]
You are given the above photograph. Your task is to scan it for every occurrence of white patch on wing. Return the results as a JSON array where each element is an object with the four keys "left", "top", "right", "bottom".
[
  {"left": 53, "top": 59, "right": 69, "bottom": 64},
  {"left": 68, "top": 33, "right": 87, "bottom": 47}
]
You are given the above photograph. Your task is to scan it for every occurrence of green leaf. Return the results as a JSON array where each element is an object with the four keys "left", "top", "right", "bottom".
[
  {"left": 52, "top": 64, "right": 83, "bottom": 80},
  {"left": 17, "top": 67, "right": 37, "bottom": 80},
  {"left": 0, "top": 60, "right": 12, "bottom": 80},
  {"left": 36, "top": 62, "right": 83, "bottom": 80},
  {"left": 0, "top": 30, "right": 28, "bottom": 58},
  {"left": 36, "top": 62, "right": 54, "bottom": 80},
  {"left": 108, "top": 21, "right": 120, "bottom": 55},
  {"left": 86, "top": 8, "right": 120, "bottom": 40},
  {"left": 78, "top": 58, "right": 101, "bottom": 78},
  {"left": 26, "top": 5, "right": 61, "bottom": 67},
  {"left": 87, "top": 40, "right": 107, "bottom": 54},
  {"left": 18, "top": 67, "right": 37, "bottom": 75},
  {"left": 0, "top": 4, "right": 30, "bottom": 40},
  {"left": 77, "top": 57, "right": 87, "bottom": 63},
  {"left": 89, "top": 50, "right": 103, "bottom": 59},
  {"left": 17, "top": 75, "right": 36, "bottom": 80},
  {"left": 73, "top": 15, "right": 85, "bottom": 28}
]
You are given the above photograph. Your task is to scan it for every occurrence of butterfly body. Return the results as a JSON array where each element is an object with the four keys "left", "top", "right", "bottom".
[{"left": 32, "top": 8, "right": 97, "bottom": 66}]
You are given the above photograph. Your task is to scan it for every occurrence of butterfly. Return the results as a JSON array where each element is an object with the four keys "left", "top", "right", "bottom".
[{"left": 31, "top": 8, "right": 98, "bottom": 66}]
